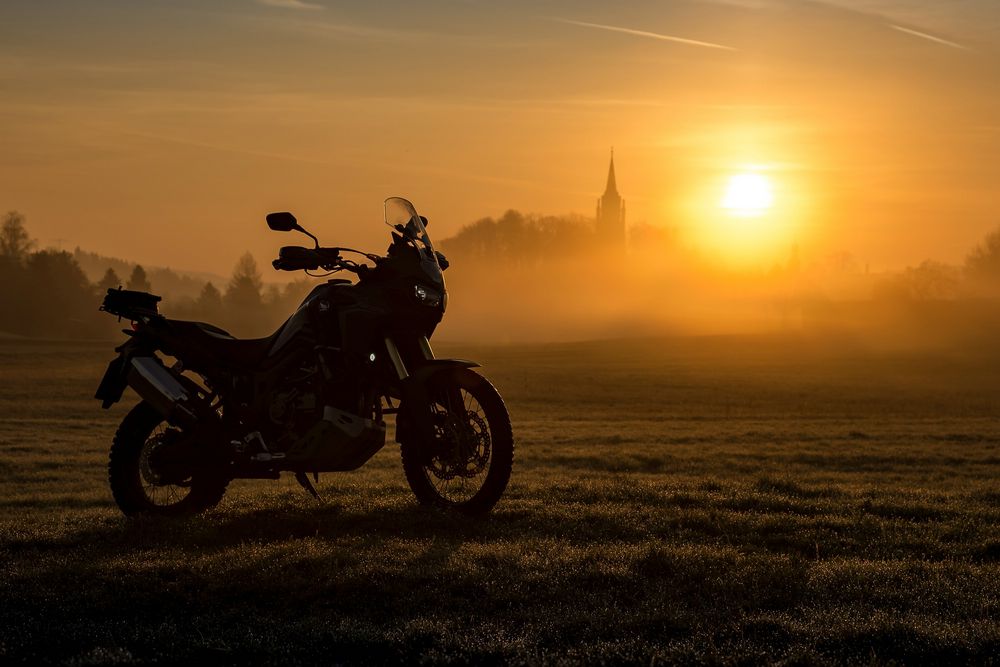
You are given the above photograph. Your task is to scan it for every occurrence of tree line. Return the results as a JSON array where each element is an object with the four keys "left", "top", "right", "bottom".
[
  {"left": 0, "top": 211, "right": 313, "bottom": 339},
  {"left": 440, "top": 209, "right": 675, "bottom": 266},
  {"left": 3, "top": 205, "right": 1000, "bottom": 341},
  {"left": 872, "top": 227, "right": 1000, "bottom": 301},
  {"left": 74, "top": 247, "right": 213, "bottom": 301}
]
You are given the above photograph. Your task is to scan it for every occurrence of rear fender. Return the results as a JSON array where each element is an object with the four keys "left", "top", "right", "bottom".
[{"left": 94, "top": 336, "right": 149, "bottom": 408}]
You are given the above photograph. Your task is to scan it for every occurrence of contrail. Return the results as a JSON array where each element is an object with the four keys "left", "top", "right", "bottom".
[
  {"left": 554, "top": 18, "right": 737, "bottom": 52},
  {"left": 258, "top": 0, "right": 324, "bottom": 10},
  {"left": 889, "top": 24, "right": 967, "bottom": 50}
]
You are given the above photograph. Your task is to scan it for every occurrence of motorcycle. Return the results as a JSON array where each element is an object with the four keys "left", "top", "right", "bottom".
[{"left": 94, "top": 197, "right": 513, "bottom": 517}]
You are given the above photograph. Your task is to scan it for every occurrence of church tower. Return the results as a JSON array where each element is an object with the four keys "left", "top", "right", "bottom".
[{"left": 595, "top": 149, "right": 626, "bottom": 250}]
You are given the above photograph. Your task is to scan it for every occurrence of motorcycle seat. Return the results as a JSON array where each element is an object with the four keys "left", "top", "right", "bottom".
[{"left": 163, "top": 319, "right": 286, "bottom": 370}]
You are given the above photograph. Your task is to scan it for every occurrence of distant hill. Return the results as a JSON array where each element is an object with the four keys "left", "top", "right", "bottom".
[{"left": 72, "top": 248, "right": 228, "bottom": 300}]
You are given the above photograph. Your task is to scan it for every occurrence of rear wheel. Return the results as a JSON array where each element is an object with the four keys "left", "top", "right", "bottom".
[
  {"left": 108, "top": 402, "right": 228, "bottom": 517},
  {"left": 400, "top": 369, "right": 513, "bottom": 515}
]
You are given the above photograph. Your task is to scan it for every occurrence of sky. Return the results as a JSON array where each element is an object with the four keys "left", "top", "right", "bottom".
[{"left": 0, "top": 0, "right": 998, "bottom": 273}]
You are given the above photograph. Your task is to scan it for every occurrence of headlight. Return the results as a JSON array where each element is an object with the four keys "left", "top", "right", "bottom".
[{"left": 413, "top": 284, "right": 442, "bottom": 307}]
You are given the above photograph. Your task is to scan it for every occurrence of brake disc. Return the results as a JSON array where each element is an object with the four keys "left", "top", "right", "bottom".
[{"left": 426, "top": 410, "right": 491, "bottom": 480}]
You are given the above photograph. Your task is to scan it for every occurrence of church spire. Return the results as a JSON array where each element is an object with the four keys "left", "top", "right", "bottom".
[
  {"left": 595, "top": 147, "right": 625, "bottom": 251},
  {"left": 604, "top": 148, "right": 618, "bottom": 196}
]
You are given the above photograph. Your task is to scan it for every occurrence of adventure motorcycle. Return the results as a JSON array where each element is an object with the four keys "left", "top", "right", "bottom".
[{"left": 94, "top": 197, "right": 513, "bottom": 517}]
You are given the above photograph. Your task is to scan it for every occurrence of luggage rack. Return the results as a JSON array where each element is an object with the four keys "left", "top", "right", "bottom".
[{"left": 100, "top": 287, "right": 162, "bottom": 321}]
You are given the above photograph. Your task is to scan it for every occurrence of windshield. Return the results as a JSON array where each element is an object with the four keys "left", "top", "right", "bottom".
[
  {"left": 383, "top": 196, "right": 443, "bottom": 284},
  {"left": 384, "top": 197, "right": 436, "bottom": 255}
]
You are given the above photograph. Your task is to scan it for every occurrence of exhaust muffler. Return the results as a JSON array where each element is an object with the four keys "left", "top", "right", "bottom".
[{"left": 127, "top": 357, "right": 209, "bottom": 428}]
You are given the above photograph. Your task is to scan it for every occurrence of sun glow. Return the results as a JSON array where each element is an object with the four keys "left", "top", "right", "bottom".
[
  {"left": 677, "top": 161, "right": 804, "bottom": 268},
  {"left": 721, "top": 173, "right": 774, "bottom": 217}
]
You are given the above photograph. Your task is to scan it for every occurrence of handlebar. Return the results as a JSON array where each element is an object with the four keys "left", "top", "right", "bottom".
[
  {"left": 272, "top": 246, "right": 376, "bottom": 276},
  {"left": 272, "top": 246, "right": 342, "bottom": 272}
]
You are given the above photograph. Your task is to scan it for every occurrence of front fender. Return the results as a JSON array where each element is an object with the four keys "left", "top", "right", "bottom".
[{"left": 407, "top": 358, "right": 480, "bottom": 385}]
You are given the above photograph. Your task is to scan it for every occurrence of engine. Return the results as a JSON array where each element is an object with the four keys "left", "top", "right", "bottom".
[{"left": 266, "top": 367, "right": 320, "bottom": 450}]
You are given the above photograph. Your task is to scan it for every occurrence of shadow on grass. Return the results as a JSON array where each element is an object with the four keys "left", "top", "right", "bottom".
[{"left": 7, "top": 501, "right": 496, "bottom": 554}]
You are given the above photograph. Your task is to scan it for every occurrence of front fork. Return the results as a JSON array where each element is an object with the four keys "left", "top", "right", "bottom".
[
  {"left": 388, "top": 336, "right": 479, "bottom": 461},
  {"left": 387, "top": 336, "right": 437, "bottom": 456}
]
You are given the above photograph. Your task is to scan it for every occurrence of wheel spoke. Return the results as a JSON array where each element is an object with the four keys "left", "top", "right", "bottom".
[
  {"left": 139, "top": 425, "right": 193, "bottom": 509},
  {"left": 420, "top": 385, "right": 495, "bottom": 504}
]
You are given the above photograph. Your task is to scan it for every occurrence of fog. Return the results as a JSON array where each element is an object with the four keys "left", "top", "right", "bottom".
[{"left": 434, "top": 230, "right": 1000, "bottom": 350}]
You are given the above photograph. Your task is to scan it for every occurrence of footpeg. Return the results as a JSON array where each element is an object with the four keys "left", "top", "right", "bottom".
[{"left": 294, "top": 471, "right": 321, "bottom": 500}]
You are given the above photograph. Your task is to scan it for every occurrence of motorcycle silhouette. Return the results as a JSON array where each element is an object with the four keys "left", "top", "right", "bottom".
[{"left": 95, "top": 197, "right": 513, "bottom": 517}]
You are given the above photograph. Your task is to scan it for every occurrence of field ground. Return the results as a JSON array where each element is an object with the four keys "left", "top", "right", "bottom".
[{"left": 1, "top": 335, "right": 999, "bottom": 664}]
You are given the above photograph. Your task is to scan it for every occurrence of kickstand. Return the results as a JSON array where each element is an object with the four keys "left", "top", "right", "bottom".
[{"left": 294, "top": 471, "right": 321, "bottom": 501}]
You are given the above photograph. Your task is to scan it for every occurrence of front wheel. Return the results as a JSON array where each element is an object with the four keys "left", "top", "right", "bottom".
[{"left": 400, "top": 369, "right": 513, "bottom": 515}]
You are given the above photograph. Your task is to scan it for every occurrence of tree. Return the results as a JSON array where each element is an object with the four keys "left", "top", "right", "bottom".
[
  {"left": 0, "top": 210, "right": 34, "bottom": 261},
  {"left": 263, "top": 284, "right": 282, "bottom": 306},
  {"left": 96, "top": 267, "right": 122, "bottom": 292},
  {"left": 127, "top": 264, "right": 152, "bottom": 293},
  {"left": 965, "top": 226, "right": 1000, "bottom": 283},
  {"left": 225, "top": 253, "right": 262, "bottom": 310},
  {"left": 905, "top": 260, "right": 960, "bottom": 300},
  {"left": 442, "top": 210, "right": 595, "bottom": 265},
  {"left": 22, "top": 250, "right": 99, "bottom": 338},
  {"left": 194, "top": 281, "right": 223, "bottom": 318},
  {"left": 495, "top": 209, "right": 527, "bottom": 262}
]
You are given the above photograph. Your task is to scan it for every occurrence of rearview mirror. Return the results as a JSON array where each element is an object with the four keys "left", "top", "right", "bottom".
[
  {"left": 266, "top": 211, "right": 320, "bottom": 248},
  {"left": 266, "top": 212, "right": 298, "bottom": 232}
]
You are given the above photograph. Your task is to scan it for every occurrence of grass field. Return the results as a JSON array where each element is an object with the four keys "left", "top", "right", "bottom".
[{"left": 1, "top": 335, "right": 999, "bottom": 664}]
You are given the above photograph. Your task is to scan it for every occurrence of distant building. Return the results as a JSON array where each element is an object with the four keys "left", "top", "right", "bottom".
[{"left": 595, "top": 149, "right": 626, "bottom": 250}]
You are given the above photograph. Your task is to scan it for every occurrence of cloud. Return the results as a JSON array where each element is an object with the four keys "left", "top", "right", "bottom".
[
  {"left": 889, "top": 24, "right": 967, "bottom": 50},
  {"left": 554, "top": 17, "right": 737, "bottom": 51},
  {"left": 257, "top": 0, "right": 324, "bottom": 10}
]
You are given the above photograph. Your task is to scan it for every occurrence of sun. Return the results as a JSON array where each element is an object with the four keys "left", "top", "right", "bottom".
[{"left": 721, "top": 173, "right": 774, "bottom": 217}]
